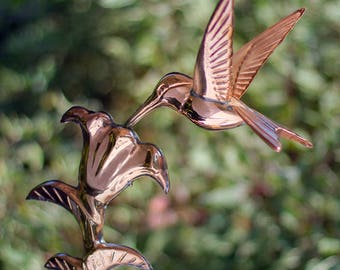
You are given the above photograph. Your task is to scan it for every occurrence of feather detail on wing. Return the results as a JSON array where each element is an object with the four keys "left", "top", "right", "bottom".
[
  {"left": 231, "top": 98, "right": 313, "bottom": 151},
  {"left": 193, "top": 0, "right": 234, "bottom": 102},
  {"left": 232, "top": 8, "right": 305, "bottom": 99}
]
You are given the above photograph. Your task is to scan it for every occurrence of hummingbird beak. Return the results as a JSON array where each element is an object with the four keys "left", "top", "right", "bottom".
[{"left": 125, "top": 91, "right": 160, "bottom": 127}]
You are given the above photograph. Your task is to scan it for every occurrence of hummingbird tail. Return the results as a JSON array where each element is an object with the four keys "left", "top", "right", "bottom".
[{"left": 231, "top": 98, "right": 313, "bottom": 151}]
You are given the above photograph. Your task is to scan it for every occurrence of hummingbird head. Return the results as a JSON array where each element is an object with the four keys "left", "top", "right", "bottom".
[{"left": 125, "top": 72, "right": 193, "bottom": 127}]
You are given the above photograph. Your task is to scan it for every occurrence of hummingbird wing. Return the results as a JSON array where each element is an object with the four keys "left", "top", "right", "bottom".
[
  {"left": 45, "top": 253, "right": 82, "bottom": 270},
  {"left": 231, "top": 97, "right": 313, "bottom": 151},
  {"left": 232, "top": 8, "right": 305, "bottom": 99},
  {"left": 193, "top": 0, "right": 234, "bottom": 102}
]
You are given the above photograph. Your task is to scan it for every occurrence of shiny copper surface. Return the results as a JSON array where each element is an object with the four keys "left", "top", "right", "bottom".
[
  {"left": 125, "top": 0, "right": 312, "bottom": 152},
  {"left": 27, "top": 106, "right": 169, "bottom": 269},
  {"left": 25, "top": 1, "right": 314, "bottom": 269}
]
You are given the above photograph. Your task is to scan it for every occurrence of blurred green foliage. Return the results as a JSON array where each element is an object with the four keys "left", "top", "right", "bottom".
[{"left": 0, "top": 0, "right": 339, "bottom": 269}]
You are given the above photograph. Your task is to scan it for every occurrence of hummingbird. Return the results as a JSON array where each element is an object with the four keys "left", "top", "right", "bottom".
[
  {"left": 27, "top": 106, "right": 169, "bottom": 270},
  {"left": 125, "top": 0, "right": 313, "bottom": 152}
]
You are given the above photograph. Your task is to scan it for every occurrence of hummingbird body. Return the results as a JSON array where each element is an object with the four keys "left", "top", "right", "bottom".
[{"left": 182, "top": 89, "right": 244, "bottom": 130}]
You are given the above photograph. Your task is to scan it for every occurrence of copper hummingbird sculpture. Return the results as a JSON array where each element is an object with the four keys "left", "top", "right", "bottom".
[
  {"left": 25, "top": 1, "right": 314, "bottom": 269},
  {"left": 27, "top": 106, "right": 169, "bottom": 270},
  {"left": 125, "top": 0, "right": 313, "bottom": 152}
]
